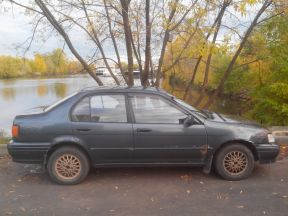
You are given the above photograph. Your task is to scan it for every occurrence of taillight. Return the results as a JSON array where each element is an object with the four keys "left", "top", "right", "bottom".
[{"left": 12, "top": 125, "right": 19, "bottom": 138}]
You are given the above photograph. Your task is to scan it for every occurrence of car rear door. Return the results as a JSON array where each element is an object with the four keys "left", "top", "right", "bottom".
[
  {"left": 129, "top": 93, "right": 207, "bottom": 164},
  {"left": 71, "top": 93, "right": 133, "bottom": 164}
]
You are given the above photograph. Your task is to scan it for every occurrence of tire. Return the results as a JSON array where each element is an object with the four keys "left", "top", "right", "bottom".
[
  {"left": 47, "top": 147, "right": 90, "bottom": 185},
  {"left": 214, "top": 144, "right": 255, "bottom": 181}
]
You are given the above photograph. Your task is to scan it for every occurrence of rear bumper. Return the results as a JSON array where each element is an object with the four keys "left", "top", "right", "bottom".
[
  {"left": 255, "top": 143, "right": 280, "bottom": 164},
  {"left": 7, "top": 141, "right": 50, "bottom": 164}
]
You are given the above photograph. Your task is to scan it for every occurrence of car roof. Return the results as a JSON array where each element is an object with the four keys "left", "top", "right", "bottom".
[{"left": 79, "top": 86, "right": 173, "bottom": 98}]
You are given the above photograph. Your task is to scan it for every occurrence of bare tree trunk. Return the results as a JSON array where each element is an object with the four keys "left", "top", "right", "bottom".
[
  {"left": 183, "top": 1, "right": 230, "bottom": 100},
  {"left": 203, "top": 0, "right": 272, "bottom": 109},
  {"left": 81, "top": 1, "right": 120, "bottom": 85},
  {"left": 120, "top": 0, "right": 134, "bottom": 86},
  {"left": 143, "top": 0, "right": 151, "bottom": 86},
  {"left": 35, "top": 0, "right": 103, "bottom": 85},
  {"left": 202, "top": 1, "right": 230, "bottom": 88},
  {"left": 183, "top": 57, "right": 202, "bottom": 100},
  {"left": 162, "top": 22, "right": 199, "bottom": 74},
  {"left": 130, "top": 27, "right": 144, "bottom": 78},
  {"left": 154, "top": 0, "right": 179, "bottom": 87},
  {"left": 103, "top": 0, "right": 128, "bottom": 85},
  {"left": 154, "top": 0, "right": 199, "bottom": 87},
  {"left": 130, "top": 3, "right": 144, "bottom": 79}
]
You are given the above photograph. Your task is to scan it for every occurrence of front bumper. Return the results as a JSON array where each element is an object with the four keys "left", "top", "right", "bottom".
[
  {"left": 7, "top": 141, "right": 50, "bottom": 164},
  {"left": 255, "top": 143, "right": 280, "bottom": 164}
]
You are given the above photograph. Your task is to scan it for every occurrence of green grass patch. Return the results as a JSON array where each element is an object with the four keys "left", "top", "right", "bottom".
[
  {"left": 0, "top": 130, "right": 10, "bottom": 144},
  {"left": 0, "top": 137, "right": 10, "bottom": 144}
]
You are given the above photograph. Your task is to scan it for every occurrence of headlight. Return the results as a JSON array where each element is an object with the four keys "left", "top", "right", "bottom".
[
  {"left": 250, "top": 131, "right": 275, "bottom": 144},
  {"left": 267, "top": 134, "right": 275, "bottom": 143}
]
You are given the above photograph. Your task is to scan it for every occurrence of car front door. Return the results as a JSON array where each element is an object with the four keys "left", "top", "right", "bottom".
[
  {"left": 71, "top": 93, "right": 133, "bottom": 164},
  {"left": 129, "top": 93, "right": 207, "bottom": 164}
]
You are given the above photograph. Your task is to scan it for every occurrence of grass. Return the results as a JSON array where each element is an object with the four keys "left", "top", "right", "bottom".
[
  {"left": 0, "top": 130, "right": 10, "bottom": 144},
  {"left": 0, "top": 137, "right": 10, "bottom": 144}
]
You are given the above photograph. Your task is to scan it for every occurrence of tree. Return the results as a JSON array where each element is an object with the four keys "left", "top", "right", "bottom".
[
  {"left": 33, "top": 54, "right": 47, "bottom": 75},
  {"left": 250, "top": 15, "right": 288, "bottom": 125},
  {"left": 5, "top": 0, "right": 198, "bottom": 86},
  {"left": 202, "top": 0, "right": 273, "bottom": 108}
]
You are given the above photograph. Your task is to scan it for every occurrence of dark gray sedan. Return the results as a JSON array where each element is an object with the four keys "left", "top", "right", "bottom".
[{"left": 8, "top": 87, "right": 279, "bottom": 184}]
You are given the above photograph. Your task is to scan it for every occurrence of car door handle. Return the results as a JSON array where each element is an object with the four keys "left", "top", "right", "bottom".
[
  {"left": 76, "top": 128, "right": 91, "bottom": 132},
  {"left": 136, "top": 128, "right": 152, "bottom": 133}
]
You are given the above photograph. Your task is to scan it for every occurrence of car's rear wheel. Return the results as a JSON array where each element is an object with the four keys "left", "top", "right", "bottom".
[
  {"left": 214, "top": 144, "right": 255, "bottom": 180},
  {"left": 47, "top": 147, "right": 89, "bottom": 185}
]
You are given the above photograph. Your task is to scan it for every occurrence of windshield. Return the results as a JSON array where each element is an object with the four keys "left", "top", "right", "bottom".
[
  {"left": 44, "top": 92, "right": 78, "bottom": 112},
  {"left": 174, "top": 98, "right": 198, "bottom": 111},
  {"left": 174, "top": 98, "right": 209, "bottom": 119}
]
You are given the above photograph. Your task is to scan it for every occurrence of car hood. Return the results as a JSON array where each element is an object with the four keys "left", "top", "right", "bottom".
[{"left": 203, "top": 111, "right": 262, "bottom": 128}]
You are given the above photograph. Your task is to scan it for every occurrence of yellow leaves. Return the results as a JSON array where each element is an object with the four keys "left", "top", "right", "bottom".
[
  {"left": 34, "top": 54, "right": 47, "bottom": 74},
  {"left": 233, "top": 0, "right": 260, "bottom": 16}
]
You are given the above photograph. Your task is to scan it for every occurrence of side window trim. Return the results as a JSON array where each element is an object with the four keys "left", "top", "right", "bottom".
[
  {"left": 70, "top": 96, "right": 91, "bottom": 122},
  {"left": 128, "top": 93, "right": 188, "bottom": 125}
]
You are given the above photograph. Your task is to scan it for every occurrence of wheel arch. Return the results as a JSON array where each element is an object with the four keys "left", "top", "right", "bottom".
[
  {"left": 44, "top": 141, "right": 92, "bottom": 167},
  {"left": 213, "top": 140, "right": 259, "bottom": 161}
]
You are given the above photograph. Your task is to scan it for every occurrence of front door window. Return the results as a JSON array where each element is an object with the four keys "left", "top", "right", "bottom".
[{"left": 130, "top": 94, "right": 187, "bottom": 124}]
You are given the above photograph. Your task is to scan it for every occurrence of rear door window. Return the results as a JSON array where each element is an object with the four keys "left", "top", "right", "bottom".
[
  {"left": 90, "top": 95, "right": 127, "bottom": 123},
  {"left": 71, "top": 94, "right": 127, "bottom": 123}
]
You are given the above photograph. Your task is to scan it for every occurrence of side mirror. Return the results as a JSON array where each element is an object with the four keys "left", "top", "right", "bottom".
[{"left": 183, "top": 115, "right": 197, "bottom": 127}]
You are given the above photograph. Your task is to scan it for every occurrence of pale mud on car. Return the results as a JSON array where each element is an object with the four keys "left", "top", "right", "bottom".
[{"left": 8, "top": 87, "right": 279, "bottom": 185}]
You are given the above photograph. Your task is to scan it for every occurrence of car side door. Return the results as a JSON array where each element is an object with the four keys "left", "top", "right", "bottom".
[
  {"left": 70, "top": 93, "right": 133, "bottom": 164},
  {"left": 129, "top": 93, "right": 207, "bottom": 164}
]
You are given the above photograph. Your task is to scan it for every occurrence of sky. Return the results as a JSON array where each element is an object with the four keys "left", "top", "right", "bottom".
[
  {"left": 0, "top": 3, "right": 124, "bottom": 61},
  {"left": 0, "top": 6, "right": 64, "bottom": 57},
  {"left": 0, "top": 1, "right": 264, "bottom": 62}
]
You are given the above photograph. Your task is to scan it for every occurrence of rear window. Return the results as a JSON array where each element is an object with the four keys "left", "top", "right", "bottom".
[{"left": 45, "top": 92, "right": 78, "bottom": 112}]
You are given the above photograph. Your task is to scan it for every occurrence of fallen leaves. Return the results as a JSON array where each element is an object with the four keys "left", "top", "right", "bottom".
[
  {"left": 217, "top": 193, "right": 229, "bottom": 200},
  {"left": 180, "top": 174, "right": 192, "bottom": 182},
  {"left": 277, "top": 145, "right": 288, "bottom": 161}
]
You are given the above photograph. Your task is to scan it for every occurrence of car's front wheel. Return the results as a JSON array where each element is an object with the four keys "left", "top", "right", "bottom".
[
  {"left": 214, "top": 144, "right": 255, "bottom": 181},
  {"left": 47, "top": 147, "right": 90, "bottom": 185}
]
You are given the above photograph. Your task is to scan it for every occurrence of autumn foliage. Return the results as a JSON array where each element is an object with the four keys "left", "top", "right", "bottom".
[{"left": 0, "top": 49, "right": 82, "bottom": 78}]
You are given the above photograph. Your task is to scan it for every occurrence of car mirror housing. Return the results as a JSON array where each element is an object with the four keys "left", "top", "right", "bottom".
[{"left": 183, "top": 116, "right": 197, "bottom": 127}]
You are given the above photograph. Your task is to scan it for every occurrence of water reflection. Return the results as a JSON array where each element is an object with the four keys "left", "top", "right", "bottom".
[
  {"left": 37, "top": 83, "right": 49, "bottom": 97},
  {"left": 54, "top": 83, "right": 68, "bottom": 98},
  {"left": 163, "top": 81, "right": 248, "bottom": 116},
  {"left": 0, "top": 75, "right": 98, "bottom": 134},
  {"left": 1, "top": 88, "right": 15, "bottom": 101}
]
